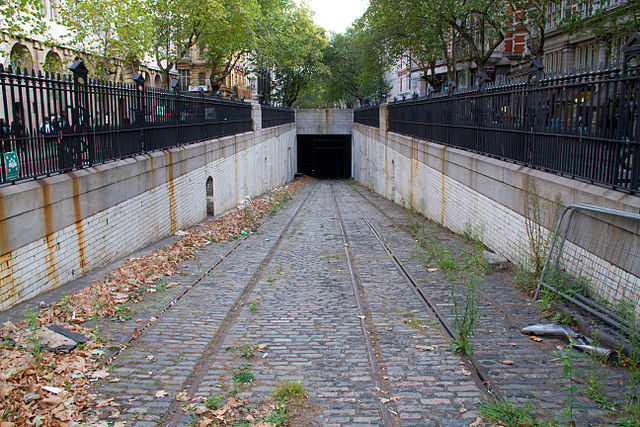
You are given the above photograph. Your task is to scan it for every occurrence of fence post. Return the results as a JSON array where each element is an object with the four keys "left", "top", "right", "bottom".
[
  {"left": 69, "top": 61, "right": 90, "bottom": 168},
  {"left": 133, "top": 73, "right": 146, "bottom": 152}
]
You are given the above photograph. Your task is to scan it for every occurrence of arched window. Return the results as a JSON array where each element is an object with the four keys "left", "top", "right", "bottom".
[
  {"left": 9, "top": 44, "right": 33, "bottom": 69},
  {"left": 43, "top": 51, "right": 63, "bottom": 73}
]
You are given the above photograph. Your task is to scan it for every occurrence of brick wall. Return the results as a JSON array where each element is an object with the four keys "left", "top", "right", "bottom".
[
  {"left": 0, "top": 122, "right": 296, "bottom": 310},
  {"left": 353, "top": 110, "right": 640, "bottom": 307}
]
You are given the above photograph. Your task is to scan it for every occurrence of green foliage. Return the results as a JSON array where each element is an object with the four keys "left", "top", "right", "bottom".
[
  {"left": 0, "top": 0, "right": 47, "bottom": 41},
  {"left": 232, "top": 365, "right": 254, "bottom": 384},
  {"left": 320, "top": 28, "right": 389, "bottom": 107},
  {"left": 266, "top": 398, "right": 289, "bottom": 425},
  {"left": 205, "top": 393, "right": 225, "bottom": 410},
  {"left": 271, "top": 381, "right": 306, "bottom": 400},
  {"left": 25, "top": 311, "right": 42, "bottom": 363},
  {"left": 480, "top": 398, "right": 537, "bottom": 426},
  {"left": 552, "top": 340, "right": 585, "bottom": 425},
  {"left": 59, "top": 0, "right": 152, "bottom": 79},
  {"left": 450, "top": 274, "right": 482, "bottom": 355},
  {"left": 249, "top": 302, "right": 259, "bottom": 313}
]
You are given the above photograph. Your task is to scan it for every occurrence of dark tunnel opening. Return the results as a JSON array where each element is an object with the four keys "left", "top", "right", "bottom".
[{"left": 297, "top": 134, "right": 351, "bottom": 179}]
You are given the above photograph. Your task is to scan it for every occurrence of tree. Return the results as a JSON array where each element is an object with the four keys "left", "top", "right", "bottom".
[
  {"left": 363, "top": 0, "right": 512, "bottom": 89},
  {"left": 59, "top": 0, "right": 151, "bottom": 79},
  {"left": 262, "top": 3, "right": 327, "bottom": 106},
  {"left": 147, "top": 0, "right": 215, "bottom": 88},
  {"left": 322, "top": 28, "right": 388, "bottom": 107},
  {"left": 0, "top": 0, "right": 46, "bottom": 40},
  {"left": 197, "top": 0, "right": 259, "bottom": 92}
]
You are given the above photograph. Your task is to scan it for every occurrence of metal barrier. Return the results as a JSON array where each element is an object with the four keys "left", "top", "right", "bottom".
[
  {"left": 261, "top": 104, "right": 295, "bottom": 129},
  {"left": 534, "top": 204, "right": 640, "bottom": 334},
  {"left": 354, "top": 104, "right": 380, "bottom": 128},
  {"left": 387, "top": 62, "right": 640, "bottom": 193},
  {"left": 0, "top": 61, "right": 253, "bottom": 184}
]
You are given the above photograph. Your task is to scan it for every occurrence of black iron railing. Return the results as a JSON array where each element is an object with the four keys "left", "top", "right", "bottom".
[
  {"left": 261, "top": 104, "right": 295, "bottom": 129},
  {"left": 386, "top": 64, "right": 640, "bottom": 193},
  {"left": 354, "top": 104, "right": 380, "bottom": 128},
  {"left": 0, "top": 62, "right": 253, "bottom": 184}
]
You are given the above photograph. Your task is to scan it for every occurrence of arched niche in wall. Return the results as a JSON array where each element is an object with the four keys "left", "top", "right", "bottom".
[
  {"left": 43, "top": 50, "right": 63, "bottom": 74},
  {"left": 9, "top": 43, "right": 33, "bottom": 70}
]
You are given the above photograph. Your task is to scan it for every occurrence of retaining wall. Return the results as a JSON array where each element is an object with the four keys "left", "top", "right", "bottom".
[
  {"left": 0, "top": 115, "right": 296, "bottom": 310},
  {"left": 353, "top": 104, "right": 640, "bottom": 305},
  {"left": 296, "top": 109, "right": 353, "bottom": 135}
]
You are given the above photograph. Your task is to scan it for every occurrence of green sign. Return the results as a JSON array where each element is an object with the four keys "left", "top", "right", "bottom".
[{"left": 4, "top": 152, "right": 20, "bottom": 181}]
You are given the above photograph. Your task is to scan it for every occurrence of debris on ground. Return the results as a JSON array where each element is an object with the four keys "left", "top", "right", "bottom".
[
  {"left": 0, "top": 177, "right": 312, "bottom": 424},
  {"left": 521, "top": 323, "right": 616, "bottom": 362}
]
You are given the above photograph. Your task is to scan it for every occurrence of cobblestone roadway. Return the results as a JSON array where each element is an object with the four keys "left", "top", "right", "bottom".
[{"left": 92, "top": 180, "right": 626, "bottom": 426}]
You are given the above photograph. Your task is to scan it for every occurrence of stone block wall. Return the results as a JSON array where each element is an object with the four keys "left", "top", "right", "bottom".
[
  {"left": 353, "top": 106, "right": 640, "bottom": 307},
  {"left": 0, "top": 122, "right": 296, "bottom": 310}
]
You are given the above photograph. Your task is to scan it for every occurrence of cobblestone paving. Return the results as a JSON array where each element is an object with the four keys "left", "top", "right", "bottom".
[
  {"left": 348, "top": 182, "right": 630, "bottom": 426},
  {"left": 90, "top": 180, "right": 631, "bottom": 426}
]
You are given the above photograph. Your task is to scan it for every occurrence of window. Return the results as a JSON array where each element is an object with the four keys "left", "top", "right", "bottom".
[
  {"left": 198, "top": 72, "right": 205, "bottom": 86},
  {"left": 179, "top": 69, "right": 190, "bottom": 89}
]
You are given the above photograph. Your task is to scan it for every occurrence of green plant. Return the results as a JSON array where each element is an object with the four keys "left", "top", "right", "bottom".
[
  {"left": 515, "top": 268, "right": 538, "bottom": 294},
  {"left": 404, "top": 316, "right": 423, "bottom": 328},
  {"left": 240, "top": 344, "right": 256, "bottom": 358},
  {"left": 437, "top": 249, "right": 456, "bottom": 271},
  {"left": 154, "top": 278, "right": 168, "bottom": 292},
  {"left": 450, "top": 274, "right": 482, "bottom": 355},
  {"left": 205, "top": 393, "right": 225, "bottom": 410},
  {"left": 271, "top": 381, "right": 306, "bottom": 400},
  {"left": 249, "top": 302, "right": 258, "bottom": 313},
  {"left": 479, "top": 397, "right": 537, "bottom": 426},
  {"left": 266, "top": 398, "right": 289, "bottom": 426},
  {"left": 552, "top": 339, "right": 585, "bottom": 425},
  {"left": 25, "top": 311, "right": 42, "bottom": 363},
  {"left": 232, "top": 365, "right": 254, "bottom": 384}
]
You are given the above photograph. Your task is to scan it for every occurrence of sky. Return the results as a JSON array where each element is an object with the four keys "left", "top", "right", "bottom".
[{"left": 295, "top": 0, "right": 369, "bottom": 35}]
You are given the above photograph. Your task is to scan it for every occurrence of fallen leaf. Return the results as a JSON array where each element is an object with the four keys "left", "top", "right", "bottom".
[
  {"left": 469, "top": 416, "right": 483, "bottom": 427},
  {"left": 530, "top": 336, "right": 544, "bottom": 342},
  {"left": 460, "top": 407, "right": 467, "bottom": 413},
  {"left": 90, "top": 370, "right": 109, "bottom": 380},
  {"left": 176, "top": 391, "right": 189, "bottom": 401},
  {"left": 155, "top": 390, "right": 169, "bottom": 399},
  {"left": 427, "top": 268, "right": 439, "bottom": 272},
  {"left": 462, "top": 369, "right": 472, "bottom": 376},
  {"left": 109, "top": 378, "right": 121, "bottom": 383},
  {"left": 357, "top": 315, "right": 365, "bottom": 320},
  {"left": 415, "top": 345, "right": 436, "bottom": 351},
  {"left": 96, "top": 398, "right": 114, "bottom": 407},
  {"left": 109, "top": 409, "right": 120, "bottom": 419},
  {"left": 114, "top": 423, "right": 127, "bottom": 427},
  {"left": 389, "top": 396, "right": 401, "bottom": 401},
  {"left": 42, "top": 386, "right": 62, "bottom": 394},
  {"left": 503, "top": 360, "right": 515, "bottom": 365}
]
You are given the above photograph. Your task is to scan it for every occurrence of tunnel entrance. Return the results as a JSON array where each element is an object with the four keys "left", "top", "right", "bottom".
[{"left": 297, "top": 134, "right": 351, "bottom": 179}]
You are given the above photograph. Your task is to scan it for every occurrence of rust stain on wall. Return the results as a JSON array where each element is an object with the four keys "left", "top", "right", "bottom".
[
  {"left": 71, "top": 176, "right": 86, "bottom": 275},
  {"left": 41, "top": 183, "right": 60, "bottom": 287},
  {"left": 0, "top": 196, "right": 17, "bottom": 305},
  {"left": 166, "top": 152, "right": 178, "bottom": 233},
  {"left": 384, "top": 145, "right": 388, "bottom": 198},
  {"left": 440, "top": 147, "right": 446, "bottom": 225}
]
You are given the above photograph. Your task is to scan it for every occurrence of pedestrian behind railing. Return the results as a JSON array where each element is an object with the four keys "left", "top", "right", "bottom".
[{"left": 0, "top": 61, "right": 252, "bottom": 185}]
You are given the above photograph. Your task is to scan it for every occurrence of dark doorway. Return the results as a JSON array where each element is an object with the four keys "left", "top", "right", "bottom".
[{"left": 297, "top": 134, "right": 351, "bottom": 179}]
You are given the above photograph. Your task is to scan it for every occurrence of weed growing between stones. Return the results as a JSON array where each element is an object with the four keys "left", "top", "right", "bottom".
[
  {"left": 405, "top": 212, "right": 487, "bottom": 355},
  {"left": 552, "top": 339, "right": 585, "bottom": 425},
  {"left": 479, "top": 397, "right": 537, "bottom": 426}
]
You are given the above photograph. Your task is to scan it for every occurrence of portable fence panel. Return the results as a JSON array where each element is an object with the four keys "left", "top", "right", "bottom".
[{"left": 536, "top": 204, "right": 640, "bottom": 332}]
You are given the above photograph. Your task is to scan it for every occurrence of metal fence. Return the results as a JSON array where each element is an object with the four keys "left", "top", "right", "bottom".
[
  {"left": 354, "top": 104, "right": 380, "bottom": 128},
  {"left": 0, "top": 62, "right": 253, "bottom": 184},
  {"left": 387, "top": 63, "right": 640, "bottom": 193},
  {"left": 261, "top": 104, "right": 295, "bottom": 129},
  {"left": 534, "top": 204, "right": 640, "bottom": 334}
]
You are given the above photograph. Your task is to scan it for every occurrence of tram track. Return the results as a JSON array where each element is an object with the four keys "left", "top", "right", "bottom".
[
  {"left": 330, "top": 182, "right": 401, "bottom": 427},
  {"left": 101, "top": 184, "right": 316, "bottom": 370},
  {"left": 336, "top": 183, "right": 502, "bottom": 401},
  {"left": 155, "top": 183, "right": 317, "bottom": 426}
]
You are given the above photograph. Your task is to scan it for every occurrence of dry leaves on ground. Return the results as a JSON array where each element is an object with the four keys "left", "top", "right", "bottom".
[{"left": 0, "top": 178, "right": 312, "bottom": 424}]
